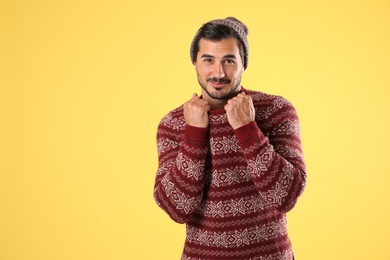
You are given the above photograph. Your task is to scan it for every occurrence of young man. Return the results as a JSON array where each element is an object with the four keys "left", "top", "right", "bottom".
[{"left": 154, "top": 17, "right": 307, "bottom": 260}]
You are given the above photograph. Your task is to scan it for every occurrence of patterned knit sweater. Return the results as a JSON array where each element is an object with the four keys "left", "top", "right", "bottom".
[{"left": 154, "top": 88, "right": 307, "bottom": 260}]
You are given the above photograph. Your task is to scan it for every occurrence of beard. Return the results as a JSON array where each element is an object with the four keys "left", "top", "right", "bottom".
[{"left": 197, "top": 74, "right": 242, "bottom": 100}]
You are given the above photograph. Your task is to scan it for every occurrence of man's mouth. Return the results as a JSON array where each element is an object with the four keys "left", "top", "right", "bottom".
[{"left": 208, "top": 78, "right": 231, "bottom": 88}]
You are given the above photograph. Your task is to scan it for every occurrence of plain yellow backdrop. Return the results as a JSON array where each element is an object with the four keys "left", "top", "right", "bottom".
[{"left": 1, "top": 0, "right": 390, "bottom": 259}]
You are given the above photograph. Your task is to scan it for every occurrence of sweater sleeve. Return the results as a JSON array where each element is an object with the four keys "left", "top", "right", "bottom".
[
  {"left": 154, "top": 120, "right": 209, "bottom": 224},
  {"left": 234, "top": 100, "right": 307, "bottom": 213}
]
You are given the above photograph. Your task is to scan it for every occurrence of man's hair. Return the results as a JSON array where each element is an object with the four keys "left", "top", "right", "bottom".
[{"left": 190, "top": 23, "right": 245, "bottom": 66}]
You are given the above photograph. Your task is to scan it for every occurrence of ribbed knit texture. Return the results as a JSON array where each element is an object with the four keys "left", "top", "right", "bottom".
[{"left": 154, "top": 88, "right": 307, "bottom": 260}]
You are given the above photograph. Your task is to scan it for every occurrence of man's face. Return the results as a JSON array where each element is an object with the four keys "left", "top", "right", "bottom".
[{"left": 194, "top": 38, "right": 244, "bottom": 104}]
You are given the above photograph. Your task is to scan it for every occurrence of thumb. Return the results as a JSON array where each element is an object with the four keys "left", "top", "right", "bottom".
[{"left": 191, "top": 93, "right": 199, "bottom": 99}]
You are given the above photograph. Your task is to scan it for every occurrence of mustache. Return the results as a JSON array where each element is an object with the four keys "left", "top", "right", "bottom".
[{"left": 207, "top": 77, "right": 231, "bottom": 84}]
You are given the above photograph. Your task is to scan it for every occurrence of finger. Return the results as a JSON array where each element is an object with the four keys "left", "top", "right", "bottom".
[
  {"left": 227, "top": 98, "right": 234, "bottom": 105},
  {"left": 189, "top": 93, "right": 201, "bottom": 103},
  {"left": 236, "top": 92, "right": 245, "bottom": 98},
  {"left": 237, "top": 93, "right": 251, "bottom": 103}
]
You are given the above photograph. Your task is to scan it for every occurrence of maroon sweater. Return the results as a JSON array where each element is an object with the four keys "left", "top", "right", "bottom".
[{"left": 154, "top": 88, "right": 307, "bottom": 260}]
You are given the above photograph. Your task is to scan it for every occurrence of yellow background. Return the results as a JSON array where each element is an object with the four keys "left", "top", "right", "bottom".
[{"left": 1, "top": 0, "right": 390, "bottom": 259}]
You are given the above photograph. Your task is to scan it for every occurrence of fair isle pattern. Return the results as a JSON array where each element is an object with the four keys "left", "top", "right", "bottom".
[
  {"left": 210, "top": 135, "right": 240, "bottom": 154},
  {"left": 177, "top": 153, "right": 205, "bottom": 181},
  {"left": 203, "top": 193, "right": 265, "bottom": 217},
  {"left": 161, "top": 175, "right": 200, "bottom": 214},
  {"left": 154, "top": 88, "right": 306, "bottom": 259},
  {"left": 211, "top": 166, "right": 251, "bottom": 187},
  {"left": 186, "top": 218, "right": 287, "bottom": 248},
  {"left": 182, "top": 248, "right": 294, "bottom": 260}
]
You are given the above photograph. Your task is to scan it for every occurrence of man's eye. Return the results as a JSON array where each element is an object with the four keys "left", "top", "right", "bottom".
[
  {"left": 225, "top": 59, "right": 234, "bottom": 64},
  {"left": 204, "top": 59, "right": 212, "bottom": 62}
]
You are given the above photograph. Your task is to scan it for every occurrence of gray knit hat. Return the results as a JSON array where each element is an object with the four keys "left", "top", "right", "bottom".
[{"left": 190, "top": 17, "right": 249, "bottom": 69}]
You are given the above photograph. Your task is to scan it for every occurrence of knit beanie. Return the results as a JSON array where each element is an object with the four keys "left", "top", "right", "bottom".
[{"left": 190, "top": 17, "right": 249, "bottom": 69}]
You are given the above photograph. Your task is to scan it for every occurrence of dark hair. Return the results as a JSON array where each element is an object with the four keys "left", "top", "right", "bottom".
[{"left": 191, "top": 23, "right": 245, "bottom": 64}]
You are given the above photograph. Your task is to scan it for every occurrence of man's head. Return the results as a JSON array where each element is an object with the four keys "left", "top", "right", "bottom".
[
  {"left": 190, "top": 17, "right": 249, "bottom": 70},
  {"left": 190, "top": 17, "right": 249, "bottom": 108}
]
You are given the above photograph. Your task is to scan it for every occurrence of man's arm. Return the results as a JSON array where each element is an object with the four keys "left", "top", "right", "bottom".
[
  {"left": 153, "top": 94, "right": 211, "bottom": 223},
  {"left": 226, "top": 94, "right": 307, "bottom": 213}
]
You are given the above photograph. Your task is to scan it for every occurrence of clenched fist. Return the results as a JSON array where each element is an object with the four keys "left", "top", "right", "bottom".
[
  {"left": 225, "top": 93, "right": 255, "bottom": 130},
  {"left": 183, "top": 93, "right": 211, "bottom": 128}
]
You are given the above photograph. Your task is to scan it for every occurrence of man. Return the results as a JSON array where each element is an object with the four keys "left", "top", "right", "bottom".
[{"left": 154, "top": 17, "right": 307, "bottom": 260}]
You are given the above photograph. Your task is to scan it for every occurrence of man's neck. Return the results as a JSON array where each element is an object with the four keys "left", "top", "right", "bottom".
[{"left": 209, "top": 99, "right": 228, "bottom": 110}]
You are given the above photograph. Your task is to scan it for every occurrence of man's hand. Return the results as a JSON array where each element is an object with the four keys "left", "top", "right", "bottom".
[
  {"left": 183, "top": 94, "right": 211, "bottom": 128},
  {"left": 225, "top": 93, "right": 255, "bottom": 130}
]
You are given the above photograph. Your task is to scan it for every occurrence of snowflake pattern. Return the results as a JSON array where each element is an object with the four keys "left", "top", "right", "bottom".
[
  {"left": 177, "top": 153, "right": 204, "bottom": 181},
  {"left": 247, "top": 154, "right": 267, "bottom": 172},
  {"left": 257, "top": 107, "right": 273, "bottom": 119},
  {"left": 204, "top": 194, "right": 263, "bottom": 218},
  {"left": 161, "top": 175, "right": 198, "bottom": 214},
  {"left": 161, "top": 175, "right": 175, "bottom": 197},
  {"left": 197, "top": 230, "right": 210, "bottom": 246},
  {"left": 229, "top": 198, "right": 247, "bottom": 216},
  {"left": 156, "top": 161, "right": 175, "bottom": 176},
  {"left": 210, "top": 136, "right": 239, "bottom": 155},
  {"left": 174, "top": 192, "right": 197, "bottom": 214},
  {"left": 254, "top": 224, "right": 269, "bottom": 241},
  {"left": 267, "top": 182, "right": 288, "bottom": 205},
  {"left": 275, "top": 119, "right": 300, "bottom": 136},
  {"left": 211, "top": 232, "right": 229, "bottom": 248},
  {"left": 207, "top": 201, "right": 225, "bottom": 218},
  {"left": 232, "top": 228, "right": 251, "bottom": 246},
  {"left": 212, "top": 166, "right": 251, "bottom": 187},
  {"left": 247, "top": 146, "right": 274, "bottom": 173}
]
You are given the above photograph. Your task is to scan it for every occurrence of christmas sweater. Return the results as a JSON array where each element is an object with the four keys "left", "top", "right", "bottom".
[{"left": 154, "top": 88, "right": 307, "bottom": 260}]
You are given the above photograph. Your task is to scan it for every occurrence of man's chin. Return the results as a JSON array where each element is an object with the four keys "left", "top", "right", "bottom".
[
  {"left": 205, "top": 89, "right": 230, "bottom": 100},
  {"left": 200, "top": 82, "right": 240, "bottom": 101}
]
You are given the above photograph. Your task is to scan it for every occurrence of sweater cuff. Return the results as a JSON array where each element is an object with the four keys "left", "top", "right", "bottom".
[
  {"left": 184, "top": 124, "right": 209, "bottom": 147},
  {"left": 234, "top": 121, "right": 265, "bottom": 149}
]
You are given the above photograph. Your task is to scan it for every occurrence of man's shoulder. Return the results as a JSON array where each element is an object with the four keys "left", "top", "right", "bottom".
[
  {"left": 245, "top": 89, "right": 292, "bottom": 109},
  {"left": 163, "top": 104, "right": 184, "bottom": 118},
  {"left": 245, "top": 89, "right": 297, "bottom": 129},
  {"left": 158, "top": 104, "right": 185, "bottom": 131}
]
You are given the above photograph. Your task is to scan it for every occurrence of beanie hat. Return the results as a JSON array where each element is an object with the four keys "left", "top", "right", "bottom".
[{"left": 190, "top": 17, "right": 249, "bottom": 69}]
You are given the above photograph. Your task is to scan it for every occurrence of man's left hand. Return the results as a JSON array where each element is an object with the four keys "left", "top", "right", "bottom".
[{"left": 225, "top": 93, "right": 255, "bottom": 130}]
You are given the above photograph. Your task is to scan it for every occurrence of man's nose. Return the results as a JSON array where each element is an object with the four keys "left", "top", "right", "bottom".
[{"left": 212, "top": 63, "right": 225, "bottom": 79}]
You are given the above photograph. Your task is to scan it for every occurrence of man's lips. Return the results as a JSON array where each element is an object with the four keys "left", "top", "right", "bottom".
[
  {"left": 209, "top": 81, "right": 227, "bottom": 88},
  {"left": 207, "top": 78, "right": 231, "bottom": 88}
]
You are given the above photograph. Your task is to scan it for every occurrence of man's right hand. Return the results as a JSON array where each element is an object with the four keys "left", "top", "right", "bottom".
[{"left": 183, "top": 93, "right": 211, "bottom": 128}]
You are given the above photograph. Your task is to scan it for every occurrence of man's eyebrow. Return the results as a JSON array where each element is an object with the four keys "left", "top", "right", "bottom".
[
  {"left": 223, "top": 54, "right": 237, "bottom": 59},
  {"left": 201, "top": 54, "right": 215, "bottom": 58},
  {"left": 200, "top": 54, "right": 237, "bottom": 59}
]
